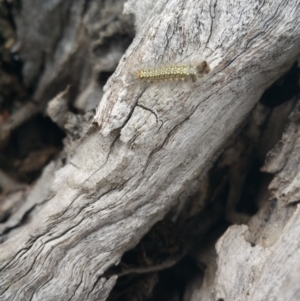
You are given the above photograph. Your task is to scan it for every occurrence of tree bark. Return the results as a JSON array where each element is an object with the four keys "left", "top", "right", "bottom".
[
  {"left": 0, "top": 0, "right": 299, "bottom": 300},
  {"left": 211, "top": 100, "right": 300, "bottom": 301}
]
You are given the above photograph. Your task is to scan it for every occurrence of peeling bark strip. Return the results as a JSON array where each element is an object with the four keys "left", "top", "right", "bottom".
[{"left": 0, "top": 1, "right": 300, "bottom": 301}]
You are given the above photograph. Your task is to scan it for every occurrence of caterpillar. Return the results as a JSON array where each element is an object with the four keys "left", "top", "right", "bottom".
[{"left": 136, "top": 61, "right": 210, "bottom": 82}]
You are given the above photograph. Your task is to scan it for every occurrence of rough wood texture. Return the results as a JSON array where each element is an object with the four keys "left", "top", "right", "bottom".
[
  {"left": 214, "top": 105, "right": 300, "bottom": 300},
  {"left": 0, "top": 0, "right": 300, "bottom": 300},
  {"left": 185, "top": 98, "right": 299, "bottom": 301}
]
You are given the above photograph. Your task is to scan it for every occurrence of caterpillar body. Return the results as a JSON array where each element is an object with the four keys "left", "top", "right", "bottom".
[{"left": 136, "top": 61, "right": 210, "bottom": 82}]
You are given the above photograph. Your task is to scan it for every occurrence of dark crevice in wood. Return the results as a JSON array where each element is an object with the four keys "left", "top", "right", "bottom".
[
  {"left": 260, "top": 62, "right": 300, "bottom": 108},
  {"left": 0, "top": 114, "right": 65, "bottom": 184}
]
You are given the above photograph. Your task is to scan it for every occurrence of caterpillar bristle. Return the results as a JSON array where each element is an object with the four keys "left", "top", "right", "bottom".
[
  {"left": 136, "top": 65, "right": 196, "bottom": 81},
  {"left": 136, "top": 61, "right": 209, "bottom": 82}
]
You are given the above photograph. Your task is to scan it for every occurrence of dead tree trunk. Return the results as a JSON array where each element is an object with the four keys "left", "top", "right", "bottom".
[{"left": 0, "top": 0, "right": 300, "bottom": 300}]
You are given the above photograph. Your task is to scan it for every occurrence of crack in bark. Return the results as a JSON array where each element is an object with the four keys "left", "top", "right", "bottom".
[
  {"left": 81, "top": 133, "right": 120, "bottom": 186},
  {"left": 203, "top": 0, "right": 218, "bottom": 54},
  {"left": 66, "top": 273, "right": 83, "bottom": 301},
  {"left": 49, "top": 194, "right": 81, "bottom": 222},
  {"left": 143, "top": 85, "right": 224, "bottom": 171},
  {"left": 118, "top": 90, "right": 145, "bottom": 131},
  {"left": 29, "top": 274, "right": 54, "bottom": 301},
  {"left": 136, "top": 103, "right": 159, "bottom": 124},
  {"left": 6, "top": 243, "right": 45, "bottom": 290},
  {"left": 0, "top": 246, "right": 30, "bottom": 272}
]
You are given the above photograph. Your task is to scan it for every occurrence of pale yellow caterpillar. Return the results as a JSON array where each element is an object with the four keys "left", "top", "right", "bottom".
[{"left": 136, "top": 61, "right": 210, "bottom": 82}]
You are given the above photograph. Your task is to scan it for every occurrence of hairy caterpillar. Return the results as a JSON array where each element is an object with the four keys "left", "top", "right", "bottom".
[{"left": 136, "top": 61, "right": 210, "bottom": 82}]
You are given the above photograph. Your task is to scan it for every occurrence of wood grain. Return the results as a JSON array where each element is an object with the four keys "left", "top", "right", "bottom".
[{"left": 0, "top": 0, "right": 299, "bottom": 300}]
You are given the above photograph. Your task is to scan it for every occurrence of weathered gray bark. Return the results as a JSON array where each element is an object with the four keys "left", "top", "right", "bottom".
[
  {"left": 0, "top": 0, "right": 300, "bottom": 300},
  {"left": 183, "top": 98, "right": 300, "bottom": 301},
  {"left": 212, "top": 100, "right": 300, "bottom": 301}
]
